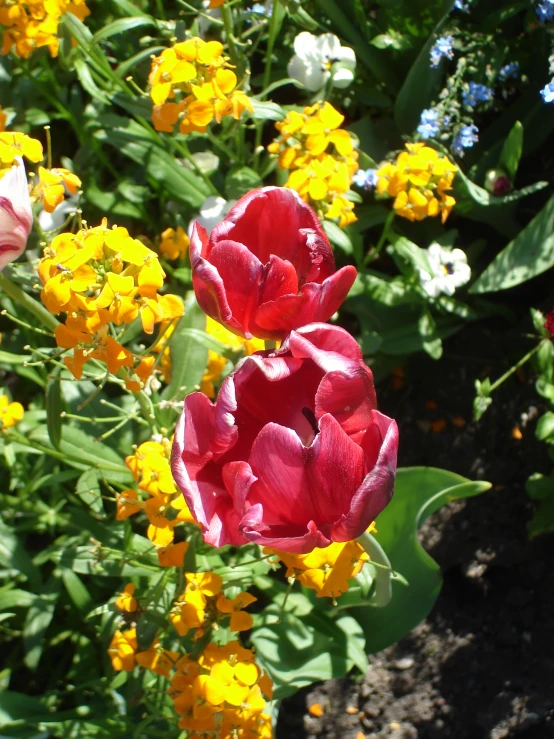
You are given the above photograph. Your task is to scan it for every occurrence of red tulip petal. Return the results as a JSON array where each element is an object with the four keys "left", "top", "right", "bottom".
[
  {"left": 286, "top": 321, "right": 363, "bottom": 365},
  {"left": 208, "top": 239, "right": 263, "bottom": 338},
  {"left": 315, "top": 367, "right": 377, "bottom": 442},
  {"left": 171, "top": 382, "right": 247, "bottom": 547},
  {"left": 253, "top": 266, "right": 357, "bottom": 339},
  {"left": 331, "top": 413, "right": 399, "bottom": 542},
  {"left": 222, "top": 460, "right": 257, "bottom": 515},
  {"left": 260, "top": 254, "right": 298, "bottom": 304},
  {"left": 240, "top": 510, "right": 331, "bottom": 554}
]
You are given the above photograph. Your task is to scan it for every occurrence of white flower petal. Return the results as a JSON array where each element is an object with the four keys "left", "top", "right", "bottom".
[{"left": 332, "top": 67, "right": 354, "bottom": 88}]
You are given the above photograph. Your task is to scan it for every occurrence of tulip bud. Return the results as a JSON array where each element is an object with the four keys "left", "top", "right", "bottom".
[
  {"left": 0, "top": 157, "right": 33, "bottom": 271},
  {"left": 485, "top": 168, "right": 512, "bottom": 196}
]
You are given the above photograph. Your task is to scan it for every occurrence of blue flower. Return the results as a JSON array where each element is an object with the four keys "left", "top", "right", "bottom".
[
  {"left": 454, "top": 0, "right": 470, "bottom": 10},
  {"left": 452, "top": 124, "right": 479, "bottom": 156},
  {"left": 462, "top": 82, "right": 493, "bottom": 107},
  {"left": 252, "top": 2, "right": 270, "bottom": 14},
  {"left": 499, "top": 62, "right": 520, "bottom": 82},
  {"left": 430, "top": 36, "right": 454, "bottom": 68},
  {"left": 353, "top": 168, "right": 378, "bottom": 190},
  {"left": 417, "top": 108, "right": 441, "bottom": 139},
  {"left": 541, "top": 82, "right": 554, "bottom": 103},
  {"left": 537, "top": 1, "right": 554, "bottom": 22}
]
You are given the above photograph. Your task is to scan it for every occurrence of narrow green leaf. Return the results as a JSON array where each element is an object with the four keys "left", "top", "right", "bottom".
[
  {"left": 73, "top": 57, "right": 111, "bottom": 104},
  {"left": 418, "top": 309, "right": 443, "bottom": 359},
  {"left": 23, "top": 577, "right": 61, "bottom": 670},
  {"left": 0, "top": 350, "right": 32, "bottom": 365},
  {"left": 323, "top": 220, "right": 353, "bottom": 254},
  {"left": 61, "top": 568, "right": 93, "bottom": 611},
  {"left": 90, "top": 16, "right": 156, "bottom": 45},
  {"left": 160, "top": 293, "right": 208, "bottom": 403},
  {"left": 45, "top": 368, "right": 63, "bottom": 450},
  {"left": 499, "top": 121, "right": 523, "bottom": 182},
  {"left": 249, "top": 99, "right": 285, "bottom": 121}
]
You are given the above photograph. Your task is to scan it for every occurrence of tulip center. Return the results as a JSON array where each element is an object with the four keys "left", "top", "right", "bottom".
[{"left": 299, "top": 407, "right": 319, "bottom": 446}]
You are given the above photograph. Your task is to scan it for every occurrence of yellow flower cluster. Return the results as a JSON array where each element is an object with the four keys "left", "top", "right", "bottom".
[
  {"left": 376, "top": 143, "right": 457, "bottom": 223},
  {"left": 268, "top": 101, "right": 359, "bottom": 228},
  {"left": 0, "top": 0, "right": 90, "bottom": 59},
  {"left": 169, "top": 641, "right": 273, "bottom": 737},
  {"left": 122, "top": 437, "right": 195, "bottom": 548},
  {"left": 148, "top": 38, "right": 253, "bottom": 135},
  {"left": 170, "top": 572, "right": 257, "bottom": 637},
  {"left": 267, "top": 536, "right": 372, "bottom": 599},
  {"left": 0, "top": 395, "right": 24, "bottom": 429},
  {"left": 0, "top": 131, "right": 43, "bottom": 174},
  {"left": 33, "top": 166, "right": 81, "bottom": 213},
  {"left": 37, "top": 220, "right": 184, "bottom": 383}
]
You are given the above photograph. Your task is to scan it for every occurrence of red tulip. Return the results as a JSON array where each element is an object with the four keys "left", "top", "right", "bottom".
[
  {"left": 0, "top": 158, "right": 33, "bottom": 272},
  {"left": 190, "top": 187, "right": 357, "bottom": 341},
  {"left": 171, "top": 323, "right": 398, "bottom": 554}
]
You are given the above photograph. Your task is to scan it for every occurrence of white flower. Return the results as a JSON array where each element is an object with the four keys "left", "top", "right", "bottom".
[
  {"left": 287, "top": 32, "right": 356, "bottom": 92},
  {"left": 418, "top": 243, "right": 471, "bottom": 298},
  {"left": 38, "top": 194, "right": 79, "bottom": 232},
  {"left": 188, "top": 196, "right": 237, "bottom": 236}
]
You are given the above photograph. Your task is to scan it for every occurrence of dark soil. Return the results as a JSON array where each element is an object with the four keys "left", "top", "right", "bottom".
[{"left": 276, "top": 320, "right": 554, "bottom": 739}]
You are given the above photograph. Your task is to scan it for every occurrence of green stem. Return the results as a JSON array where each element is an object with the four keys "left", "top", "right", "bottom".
[
  {"left": 253, "top": 0, "right": 280, "bottom": 170},
  {"left": 356, "top": 531, "right": 393, "bottom": 608},
  {"left": 365, "top": 209, "right": 394, "bottom": 265},
  {"left": 221, "top": 3, "right": 241, "bottom": 76},
  {"left": 0, "top": 274, "right": 59, "bottom": 332},
  {"left": 488, "top": 341, "right": 543, "bottom": 395}
]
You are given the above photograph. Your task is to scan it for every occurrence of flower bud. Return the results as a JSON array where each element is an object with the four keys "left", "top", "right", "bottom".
[{"left": 485, "top": 168, "right": 512, "bottom": 196}]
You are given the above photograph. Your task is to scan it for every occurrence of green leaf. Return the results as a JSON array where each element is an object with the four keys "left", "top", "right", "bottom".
[
  {"left": 23, "top": 577, "right": 61, "bottom": 670},
  {"left": 389, "top": 235, "right": 432, "bottom": 275},
  {"left": 0, "top": 588, "right": 39, "bottom": 610},
  {"left": 418, "top": 309, "right": 443, "bottom": 360},
  {"left": 323, "top": 220, "right": 353, "bottom": 254},
  {"left": 75, "top": 468, "right": 104, "bottom": 515},
  {"left": 394, "top": 3, "right": 454, "bottom": 133},
  {"left": 90, "top": 16, "right": 156, "bottom": 45},
  {"left": 0, "top": 692, "right": 48, "bottom": 727},
  {"left": 0, "top": 521, "right": 40, "bottom": 588},
  {"left": 0, "top": 350, "right": 32, "bottom": 365},
  {"left": 499, "top": 121, "right": 523, "bottom": 182},
  {"left": 527, "top": 472, "right": 554, "bottom": 538},
  {"left": 160, "top": 293, "right": 208, "bottom": 406},
  {"left": 536, "top": 412, "right": 554, "bottom": 442},
  {"left": 61, "top": 568, "right": 93, "bottom": 611},
  {"left": 45, "top": 369, "right": 63, "bottom": 450},
  {"left": 352, "top": 467, "right": 490, "bottom": 653},
  {"left": 95, "top": 115, "right": 210, "bottom": 208},
  {"left": 470, "top": 194, "right": 554, "bottom": 293},
  {"left": 225, "top": 166, "right": 263, "bottom": 199},
  {"left": 250, "top": 99, "right": 285, "bottom": 121},
  {"left": 252, "top": 607, "right": 366, "bottom": 698},
  {"left": 73, "top": 57, "right": 111, "bottom": 104}
]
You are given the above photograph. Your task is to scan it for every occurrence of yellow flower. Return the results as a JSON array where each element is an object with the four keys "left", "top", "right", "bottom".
[
  {"left": 35, "top": 166, "right": 81, "bottom": 213},
  {"left": 157, "top": 541, "right": 189, "bottom": 567},
  {"left": 115, "top": 583, "right": 138, "bottom": 613},
  {"left": 108, "top": 628, "right": 137, "bottom": 672},
  {"left": 159, "top": 226, "right": 189, "bottom": 261},
  {"left": 0, "top": 395, "right": 24, "bottom": 428},
  {"left": 135, "top": 641, "right": 179, "bottom": 678},
  {"left": 375, "top": 143, "right": 458, "bottom": 223},
  {"left": 0, "top": 131, "right": 43, "bottom": 169}
]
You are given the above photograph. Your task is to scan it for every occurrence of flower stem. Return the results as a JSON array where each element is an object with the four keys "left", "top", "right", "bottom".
[
  {"left": 0, "top": 273, "right": 59, "bottom": 333},
  {"left": 488, "top": 341, "right": 543, "bottom": 394},
  {"left": 356, "top": 531, "right": 393, "bottom": 608}
]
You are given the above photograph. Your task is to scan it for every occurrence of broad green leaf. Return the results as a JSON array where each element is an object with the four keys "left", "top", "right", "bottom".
[
  {"left": 160, "top": 293, "right": 208, "bottom": 411},
  {"left": 23, "top": 576, "right": 61, "bottom": 670},
  {"left": 75, "top": 468, "right": 104, "bottom": 515},
  {"left": 0, "top": 521, "right": 40, "bottom": 588},
  {"left": 250, "top": 99, "right": 285, "bottom": 121},
  {"left": 527, "top": 472, "right": 554, "bottom": 538},
  {"left": 225, "top": 166, "right": 263, "bottom": 199},
  {"left": 389, "top": 235, "right": 432, "bottom": 275},
  {"left": 470, "top": 194, "right": 554, "bottom": 293},
  {"left": 499, "top": 121, "right": 523, "bottom": 182},
  {"left": 0, "top": 692, "right": 48, "bottom": 727},
  {"left": 90, "top": 17, "right": 156, "bottom": 45},
  {"left": 536, "top": 412, "right": 554, "bottom": 442},
  {"left": 252, "top": 606, "right": 365, "bottom": 698},
  {"left": 0, "top": 588, "right": 39, "bottom": 610},
  {"left": 352, "top": 467, "right": 490, "bottom": 652},
  {"left": 45, "top": 368, "right": 63, "bottom": 450}
]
